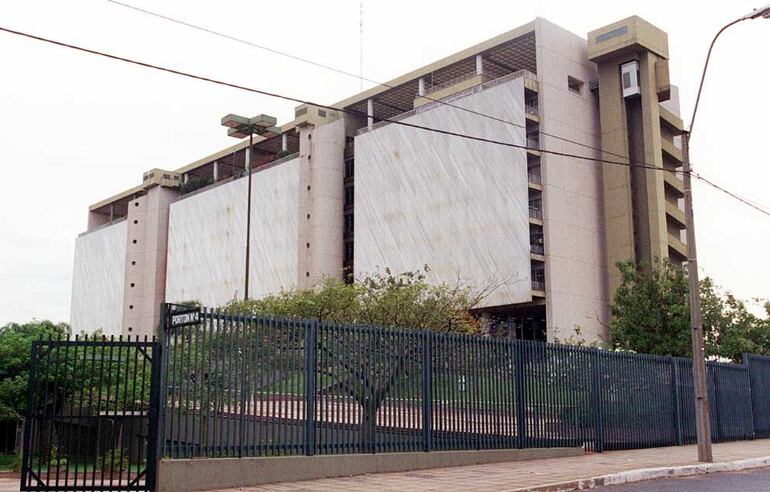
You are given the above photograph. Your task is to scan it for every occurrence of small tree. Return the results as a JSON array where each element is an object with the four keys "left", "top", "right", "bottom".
[
  {"left": 611, "top": 260, "right": 691, "bottom": 357},
  {"left": 610, "top": 260, "right": 770, "bottom": 361},
  {"left": 224, "top": 267, "right": 493, "bottom": 451},
  {"left": 0, "top": 321, "right": 70, "bottom": 452}
]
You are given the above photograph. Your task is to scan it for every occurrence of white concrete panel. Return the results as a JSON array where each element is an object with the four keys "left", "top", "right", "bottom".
[
  {"left": 535, "top": 18, "right": 608, "bottom": 343},
  {"left": 70, "top": 221, "right": 126, "bottom": 336},
  {"left": 354, "top": 76, "right": 530, "bottom": 307},
  {"left": 165, "top": 159, "right": 299, "bottom": 307}
]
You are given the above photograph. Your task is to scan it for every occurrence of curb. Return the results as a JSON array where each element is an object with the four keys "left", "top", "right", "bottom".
[{"left": 513, "top": 456, "right": 770, "bottom": 491}]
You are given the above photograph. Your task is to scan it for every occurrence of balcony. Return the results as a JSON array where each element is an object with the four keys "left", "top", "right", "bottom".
[
  {"left": 525, "top": 99, "right": 538, "bottom": 116},
  {"left": 414, "top": 72, "right": 489, "bottom": 108},
  {"left": 668, "top": 232, "right": 687, "bottom": 260},
  {"left": 526, "top": 132, "right": 540, "bottom": 150},
  {"left": 661, "top": 137, "right": 682, "bottom": 163},
  {"left": 664, "top": 169, "right": 685, "bottom": 196},
  {"left": 666, "top": 201, "right": 686, "bottom": 228},
  {"left": 529, "top": 204, "right": 542, "bottom": 221},
  {"left": 528, "top": 168, "right": 542, "bottom": 187},
  {"left": 530, "top": 240, "right": 545, "bottom": 256}
]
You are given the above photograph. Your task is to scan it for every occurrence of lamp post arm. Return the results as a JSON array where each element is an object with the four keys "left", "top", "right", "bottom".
[{"left": 688, "top": 17, "right": 742, "bottom": 135}]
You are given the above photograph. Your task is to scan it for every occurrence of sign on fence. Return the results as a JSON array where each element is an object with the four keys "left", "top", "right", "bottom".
[{"left": 169, "top": 307, "right": 200, "bottom": 328}]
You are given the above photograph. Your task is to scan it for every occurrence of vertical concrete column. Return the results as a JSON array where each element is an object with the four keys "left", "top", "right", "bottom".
[
  {"left": 475, "top": 54, "right": 484, "bottom": 75},
  {"left": 418, "top": 77, "right": 426, "bottom": 97},
  {"left": 281, "top": 133, "right": 288, "bottom": 152},
  {"left": 367, "top": 98, "right": 374, "bottom": 129},
  {"left": 121, "top": 186, "right": 179, "bottom": 337},
  {"left": 213, "top": 161, "right": 219, "bottom": 181},
  {"left": 296, "top": 119, "right": 345, "bottom": 288}
]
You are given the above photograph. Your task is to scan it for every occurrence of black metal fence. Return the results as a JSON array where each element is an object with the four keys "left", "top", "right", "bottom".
[
  {"left": 160, "top": 305, "right": 767, "bottom": 458},
  {"left": 20, "top": 337, "right": 161, "bottom": 492},
  {"left": 744, "top": 353, "right": 770, "bottom": 438}
]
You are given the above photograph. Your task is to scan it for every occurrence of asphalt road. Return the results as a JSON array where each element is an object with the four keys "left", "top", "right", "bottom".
[{"left": 605, "top": 467, "right": 770, "bottom": 491}]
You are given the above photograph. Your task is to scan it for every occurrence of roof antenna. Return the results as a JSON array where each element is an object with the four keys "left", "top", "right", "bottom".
[{"left": 359, "top": 2, "right": 364, "bottom": 91}]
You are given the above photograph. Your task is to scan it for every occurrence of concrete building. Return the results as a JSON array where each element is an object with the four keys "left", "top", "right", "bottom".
[{"left": 70, "top": 16, "right": 686, "bottom": 343}]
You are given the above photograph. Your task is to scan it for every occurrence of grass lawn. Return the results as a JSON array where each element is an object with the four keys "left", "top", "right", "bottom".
[{"left": 0, "top": 453, "right": 19, "bottom": 472}]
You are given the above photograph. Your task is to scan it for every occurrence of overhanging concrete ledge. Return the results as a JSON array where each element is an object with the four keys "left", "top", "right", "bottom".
[{"left": 158, "top": 447, "right": 584, "bottom": 491}]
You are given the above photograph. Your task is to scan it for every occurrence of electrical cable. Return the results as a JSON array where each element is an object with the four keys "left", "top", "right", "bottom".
[
  {"left": 106, "top": 0, "right": 638, "bottom": 164},
  {"left": 1, "top": 24, "right": 768, "bottom": 217}
]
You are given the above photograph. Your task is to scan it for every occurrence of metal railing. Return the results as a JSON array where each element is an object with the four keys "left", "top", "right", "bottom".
[
  {"left": 158, "top": 304, "right": 765, "bottom": 459},
  {"left": 525, "top": 100, "right": 538, "bottom": 116},
  {"left": 358, "top": 70, "right": 536, "bottom": 136},
  {"left": 527, "top": 133, "right": 540, "bottom": 150},
  {"left": 530, "top": 240, "right": 544, "bottom": 255},
  {"left": 529, "top": 205, "right": 542, "bottom": 220},
  {"left": 422, "top": 71, "right": 483, "bottom": 96},
  {"left": 528, "top": 168, "right": 541, "bottom": 185}
]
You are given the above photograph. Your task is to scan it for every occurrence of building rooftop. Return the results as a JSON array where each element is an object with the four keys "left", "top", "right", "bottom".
[{"left": 89, "top": 18, "right": 547, "bottom": 219}]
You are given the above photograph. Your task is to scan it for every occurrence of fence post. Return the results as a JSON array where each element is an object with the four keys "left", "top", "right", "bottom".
[
  {"left": 421, "top": 331, "right": 432, "bottom": 452},
  {"left": 591, "top": 348, "right": 604, "bottom": 452},
  {"left": 514, "top": 341, "right": 526, "bottom": 449},
  {"left": 155, "top": 303, "right": 169, "bottom": 461},
  {"left": 709, "top": 365, "right": 721, "bottom": 443},
  {"left": 146, "top": 337, "right": 164, "bottom": 491},
  {"left": 304, "top": 321, "right": 317, "bottom": 456},
  {"left": 671, "top": 356, "right": 683, "bottom": 446},
  {"left": 743, "top": 354, "right": 757, "bottom": 440},
  {"left": 19, "top": 341, "right": 39, "bottom": 491}
]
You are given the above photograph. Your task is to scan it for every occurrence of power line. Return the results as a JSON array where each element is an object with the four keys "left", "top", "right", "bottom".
[
  {"left": 0, "top": 25, "right": 655, "bottom": 171},
  {"left": 106, "top": 0, "right": 635, "bottom": 165},
  {"left": 109, "top": 1, "right": 770, "bottom": 217},
  {"left": 2, "top": 24, "right": 769, "bottom": 218}
]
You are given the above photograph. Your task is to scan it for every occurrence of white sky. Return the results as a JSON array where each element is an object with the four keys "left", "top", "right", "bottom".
[{"left": 1, "top": 0, "right": 768, "bottom": 324}]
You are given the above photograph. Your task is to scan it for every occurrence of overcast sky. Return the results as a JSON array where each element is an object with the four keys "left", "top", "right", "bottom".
[{"left": 1, "top": 0, "right": 768, "bottom": 324}]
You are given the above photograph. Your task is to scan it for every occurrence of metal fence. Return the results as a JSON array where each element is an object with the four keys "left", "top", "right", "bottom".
[
  {"left": 20, "top": 337, "right": 161, "bottom": 492},
  {"left": 160, "top": 305, "right": 766, "bottom": 458},
  {"left": 744, "top": 353, "right": 770, "bottom": 438}
]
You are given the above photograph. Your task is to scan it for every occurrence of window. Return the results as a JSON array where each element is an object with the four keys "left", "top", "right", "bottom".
[{"left": 568, "top": 76, "right": 584, "bottom": 95}]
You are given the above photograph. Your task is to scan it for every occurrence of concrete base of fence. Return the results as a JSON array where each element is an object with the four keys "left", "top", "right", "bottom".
[{"left": 157, "top": 447, "right": 584, "bottom": 491}]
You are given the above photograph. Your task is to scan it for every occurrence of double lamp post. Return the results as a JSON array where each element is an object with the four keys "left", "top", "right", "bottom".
[{"left": 221, "top": 113, "right": 280, "bottom": 300}]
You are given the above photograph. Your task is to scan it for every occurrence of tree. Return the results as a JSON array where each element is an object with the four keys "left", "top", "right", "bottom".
[
  {"left": 700, "top": 278, "right": 770, "bottom": 361},
  {"left": 0, "top": 321, "right": 69, "bottom": 453},
  {"left": 223, "top": 267, "right": 492, "bottom": 451},
  {"left": 610, "top": 260, "right": 691, "bottom": 357},
  {"left": 0, "top": 321, "right": 70, "bottom": 422},
  {"left": 610, "top": 260, "right": 770, "bottom": 361}
]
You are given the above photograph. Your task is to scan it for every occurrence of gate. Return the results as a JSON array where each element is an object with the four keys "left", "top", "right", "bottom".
[{"left": 20, "top": 337, "right": 161, "bottom": 491}]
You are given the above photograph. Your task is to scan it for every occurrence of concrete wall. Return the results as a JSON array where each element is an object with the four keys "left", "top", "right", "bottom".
[
  {"left": 534, "top": 19, "right": 609, "bottom": 342},
  {"left": 165, "top": 159, "right": 300, "bottom": 307},
  {"left": 159, "top": 447, "right": 583, "bottom": 491},
  {"left": 70, "top": 220, "right": 126, "bottom": 337},
  {"left": 297, "top": 118, "right": 345, "bottom": 287},
  {"left": 354, "top": 76, "right": 531, "bottom": 308},
  {"left": 122, "top": 187, "right": 178, "bottom": 338}
]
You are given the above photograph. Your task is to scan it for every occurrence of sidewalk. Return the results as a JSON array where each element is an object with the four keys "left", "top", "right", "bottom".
[{"left": 208, "top": 439, "right": 770, "bottom": 491}]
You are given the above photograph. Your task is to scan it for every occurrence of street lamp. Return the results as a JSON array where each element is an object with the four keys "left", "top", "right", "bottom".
[
  {"left": 221, "top": 114, "right": 280, "bottom": 300},
  {"left": 681, "top": 4, "right": 769, "bottom": 463}
]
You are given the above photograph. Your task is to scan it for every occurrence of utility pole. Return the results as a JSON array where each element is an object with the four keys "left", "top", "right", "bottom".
[
  {"left": 680, "top": 130, "right": 712, "bottom": 462},
  {"left": 682, "top": 3, "right": 769, "bottom": 463}
]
